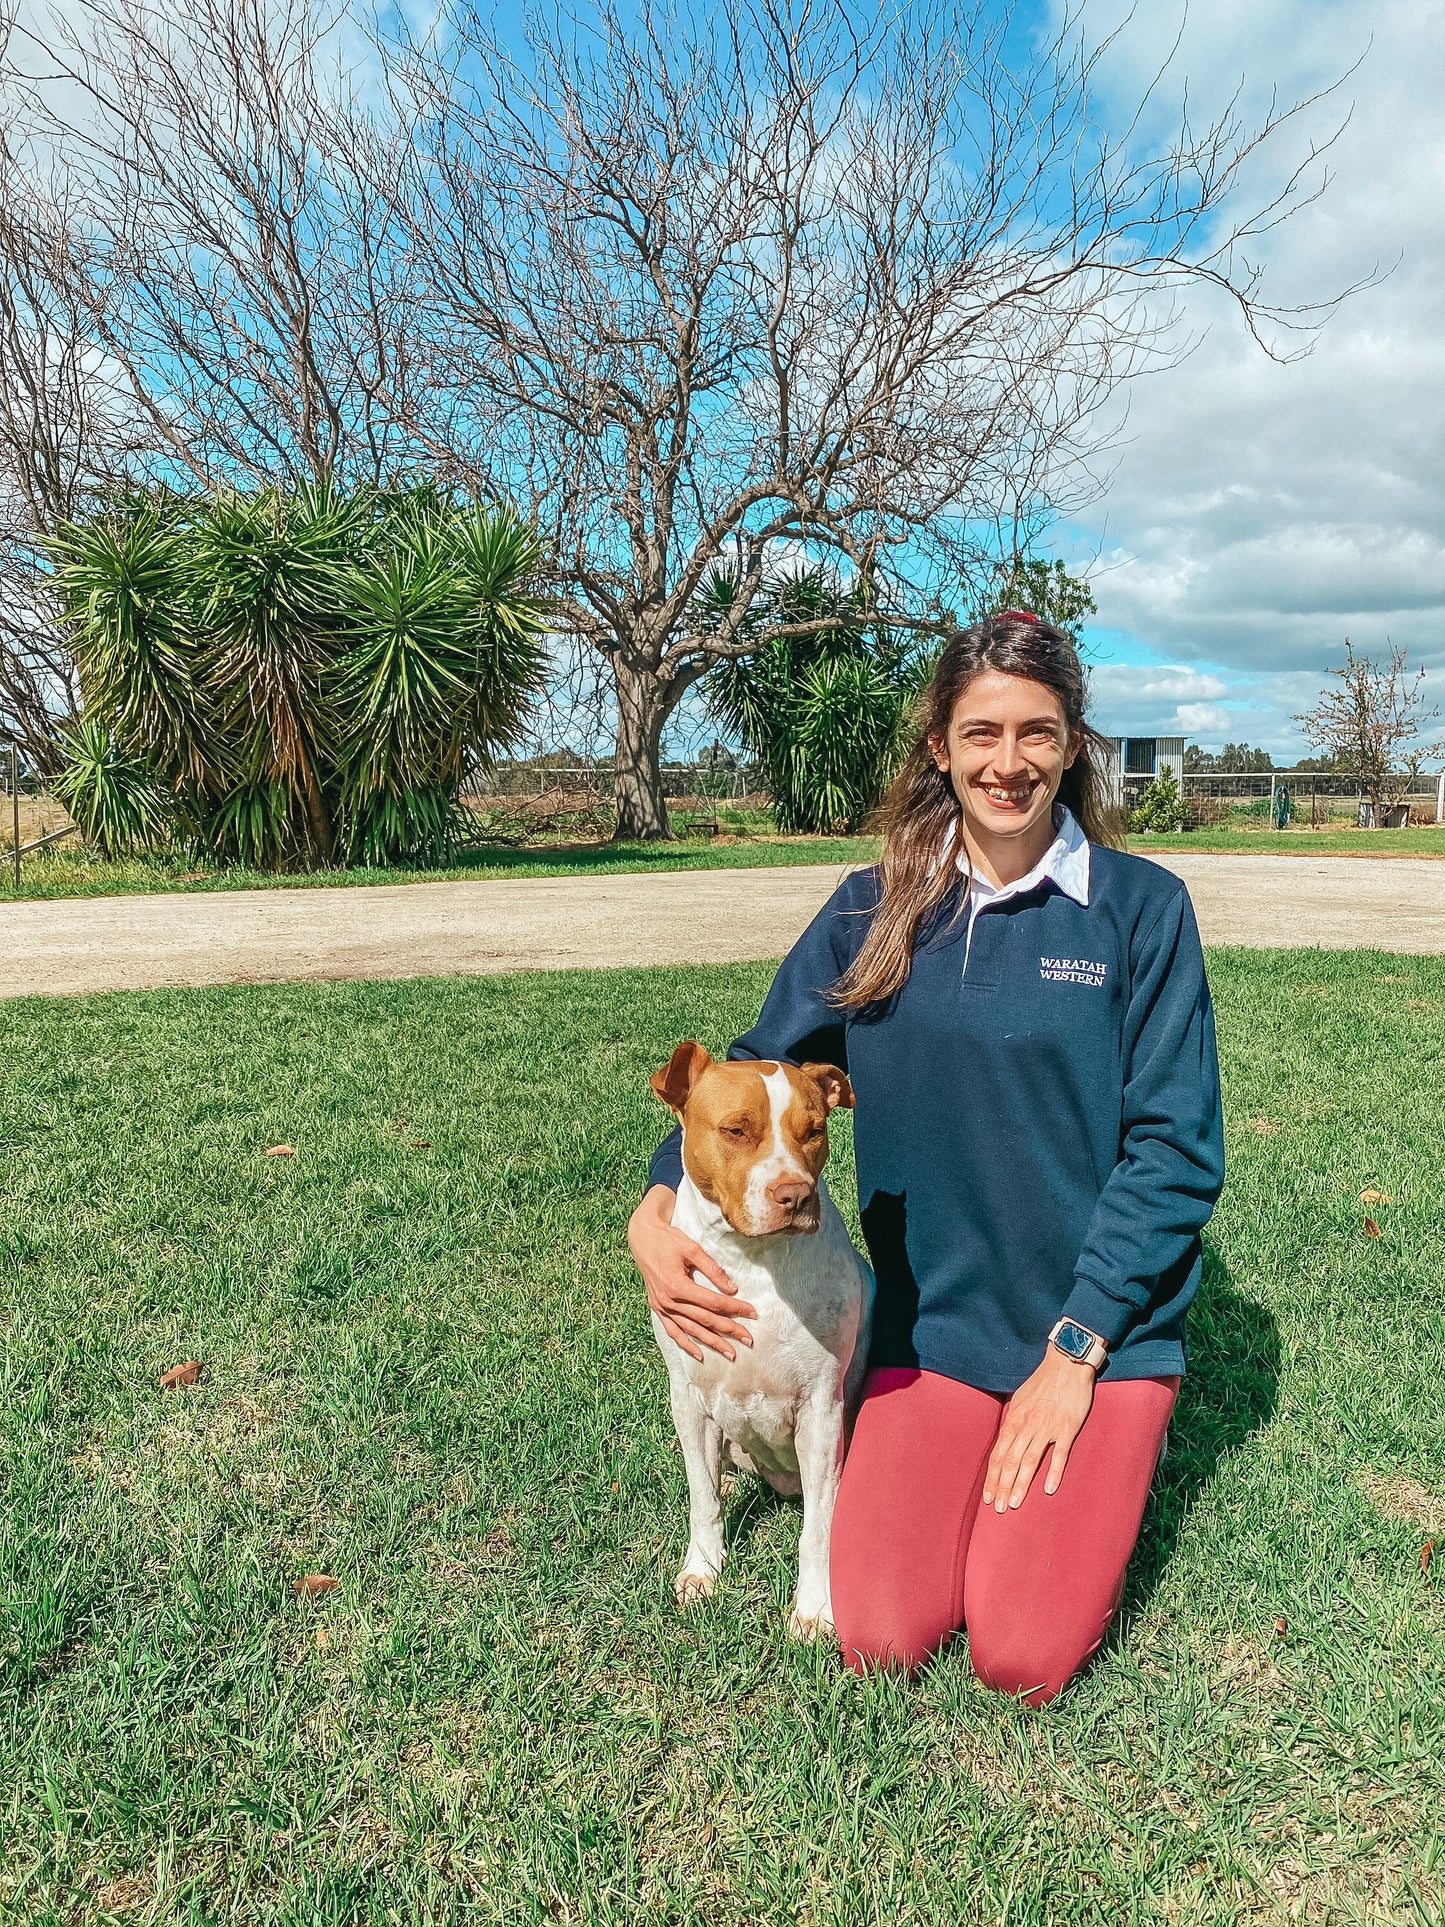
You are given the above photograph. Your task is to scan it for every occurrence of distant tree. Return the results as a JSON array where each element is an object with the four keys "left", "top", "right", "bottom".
[
  {"left": 1185, "top": 742, "right": 1275, "bottom": 773},
  {"left": 985, "top": 558, "right": 1096, "bottom": 643},
  {"left": 1293, "top": 750, "right": 1343, "bottom": 772},
  {"left": 1295, "top": 642, "right": 1442, "bottom": 828}
]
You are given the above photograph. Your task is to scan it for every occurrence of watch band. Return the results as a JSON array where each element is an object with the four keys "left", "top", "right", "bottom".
[{"left": 1048, "top": 1317, "right": 1109, "bottom": 1372}]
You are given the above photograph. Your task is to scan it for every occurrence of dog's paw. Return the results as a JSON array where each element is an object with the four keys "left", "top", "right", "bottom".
[
  {"left": 675, "top": 1569, "right": 719, "bottom": 1609},
  {"left": 787, "top": 1604, "right": 835, "bottom": 1643}
]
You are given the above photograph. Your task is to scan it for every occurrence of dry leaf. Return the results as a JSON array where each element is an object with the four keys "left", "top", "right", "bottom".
[
  {"left": 1363, "top": 1217, "right": 1382, "bottom": 1239},
  {"left": 1359, "top": 1188, "right": 1393, "bottom": 1205},
  {"left": 1423, "top": 1540, "right": 1436, "bottom": 1575},
  {"left": 158, "top": 1360, "right": 202, "bottom": 1389},
  {"left": 410, "top": 1139, "right": 431, "bottom": 1149},
  {"left": 315, "top": 1625, "right": 330, "bottom": 1649},
  {"left": 292, "top": 1573, "right": 339, "bottom": 1598},
  {"left": 265, "top": 1144, "right": 295, "bottom": 1157},
  {"left": 1273, "top": 1615, "right": 1288, "bottom": 1638}
]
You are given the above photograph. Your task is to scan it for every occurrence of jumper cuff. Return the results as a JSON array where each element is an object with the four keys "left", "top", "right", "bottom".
[
  {"left": 646, "top": 1129, "right": 685, "bottom": 1197},
  {"left": 1060, "top": 1274, "right": 1140, "bottom": 1352}
]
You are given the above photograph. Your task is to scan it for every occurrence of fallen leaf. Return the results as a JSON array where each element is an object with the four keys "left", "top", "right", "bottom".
[
  {"left": 1363, "top": 1217, "right": 1382, "bottom": 1239},
  {"left": 1424, "top": 1540, "right": 1436, "bottom": 1575},
  {"left": 292, "top": 1573, "right": 339, "bottom": 1598},
  {"left": 611, "top": 1480, "right": 619, "bottom": 1491},
  {"left": 1359, "top": 1188, "right": 1393, "bottom": 1205},
  {"left": 1273, "top": 1615, "right": 1288, "bottom": 1638},
  {"left": 701, "top": 1823, "right": 716, "bottom": 1847},
  {"left": 410, "top": 1139, "right": 431, "bottom": 1149},
  {"left": 315, "top": 1625, "right": 330, "bottom": 1649},
  {"left": 158, "top": 1360, "right": 203, "bottom": 1389},
  {"left": 265, "top": 1144, "right": 295, "bottom": 1157}
]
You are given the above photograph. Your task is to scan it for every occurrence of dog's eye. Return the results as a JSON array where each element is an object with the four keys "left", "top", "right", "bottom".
[{"left": 720, "top": 1124, "right": 749, "bottom": 1142}]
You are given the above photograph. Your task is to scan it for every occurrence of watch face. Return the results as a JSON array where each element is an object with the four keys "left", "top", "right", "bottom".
[{"left": 1055, "top": 1321, "right": 1093, "bottom": 1360}]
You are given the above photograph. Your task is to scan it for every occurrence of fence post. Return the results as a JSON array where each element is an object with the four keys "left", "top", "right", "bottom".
[
  {"left": 1437, "top": 769, "right": 1444, "bottom": 824},
  {"left": 11, "top": 744, "right": 19, "bottom": 889}
]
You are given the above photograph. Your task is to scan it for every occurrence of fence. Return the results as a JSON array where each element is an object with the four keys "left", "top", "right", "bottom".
[
  {"left": 1181, "top": 768, "right": 1445, "bottom": 828},
  {"left": 466, "top": 760, "right": 764, "bottom": 803},
  {"left": 1, "top": 745, "right": 78, "bottom": 884}
]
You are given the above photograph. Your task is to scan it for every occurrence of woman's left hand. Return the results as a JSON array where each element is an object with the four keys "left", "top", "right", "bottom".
[{"left": 982, "top": 1348, "right": 1098, "bottom": 1512}]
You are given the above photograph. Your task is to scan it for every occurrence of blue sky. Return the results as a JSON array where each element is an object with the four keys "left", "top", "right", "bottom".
[{"left": 1032, "top": 0, "right": 1442, "bottom": 756}]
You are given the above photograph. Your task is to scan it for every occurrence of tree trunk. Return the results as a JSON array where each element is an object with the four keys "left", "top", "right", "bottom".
[{"left": 612, "top": 655, "right": 677, "bottom": 841}]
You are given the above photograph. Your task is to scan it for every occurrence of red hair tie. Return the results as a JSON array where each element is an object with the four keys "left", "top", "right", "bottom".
[{"left": 997, "top": 608, "right": 1039, "bottom": 623}]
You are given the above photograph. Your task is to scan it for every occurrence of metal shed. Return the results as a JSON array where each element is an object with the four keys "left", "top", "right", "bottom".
[{"left": 1101, "top": 737, "right": 1185, "bottom": 811}]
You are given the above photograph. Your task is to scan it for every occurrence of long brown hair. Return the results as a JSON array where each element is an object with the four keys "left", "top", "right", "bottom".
[{"left": 833, "top": 613, "right": 1122, "bottom": 1009}]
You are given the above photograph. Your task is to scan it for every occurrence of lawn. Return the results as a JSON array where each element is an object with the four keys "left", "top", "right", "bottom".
[
  {"left": 5, "top": 820, "right": 1445, "bottom": 902},
  {"left": 0, "top": 833, "right": 880, "bottom": 903},
  {"left": 1, "top": 952, "right": 1442, "bottom": 1925}
]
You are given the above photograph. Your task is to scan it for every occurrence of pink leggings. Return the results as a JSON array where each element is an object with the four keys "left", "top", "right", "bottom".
[{"left": 831, "top": 1366, "right": 1178, "bottom": 1705}]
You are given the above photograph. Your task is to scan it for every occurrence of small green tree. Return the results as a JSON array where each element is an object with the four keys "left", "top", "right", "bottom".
[
  {"left": 985, "top": 558, "right": 1097, "bottom": 642},
  {"left": 1129, "top": 766, "right": 1186, "bottom": 834},
  {"left": 705, "top": 570, "right": 922, "bottom": 834}
]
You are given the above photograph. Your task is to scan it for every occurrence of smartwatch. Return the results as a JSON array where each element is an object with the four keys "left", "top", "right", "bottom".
[{"left": 1049, "top": 1317, "right": 1108, "bottom": 1373}]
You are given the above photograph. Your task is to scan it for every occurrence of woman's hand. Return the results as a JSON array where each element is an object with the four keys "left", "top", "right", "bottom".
[
  {"left": 982, "top": 1346, "right": 1098, "bottom": 1512},
  {"left": 627, "top": 1185, "right": 757, "bottom": 1362}
]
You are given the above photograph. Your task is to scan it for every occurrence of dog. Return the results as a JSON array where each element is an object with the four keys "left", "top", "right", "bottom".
[{"left": 648, "top": 1040, "right": 873, "bottom": 1639}]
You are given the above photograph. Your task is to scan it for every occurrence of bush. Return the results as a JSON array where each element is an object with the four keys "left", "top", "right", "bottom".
[
  {"left": 1129, "top": 766, "right": 1188, "bottom": 834},
  {"left": 50, "top": 486, "right": 546, "bottom": 870},
  {"left": 705, "top": 570, "right": 923, "bottom": 834},
  {"left": 51, "top": 714, "right": 170, "bottom": 857}
]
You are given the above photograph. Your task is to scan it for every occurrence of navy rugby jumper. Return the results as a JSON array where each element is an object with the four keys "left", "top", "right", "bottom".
[{"left": 648, "top": 842, "right": 1225, "bottom": 1394}]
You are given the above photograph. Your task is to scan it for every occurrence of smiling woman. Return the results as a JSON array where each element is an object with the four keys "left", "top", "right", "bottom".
[{"left": 630, "top": 610, "right": 1225, "bottom": 1703}]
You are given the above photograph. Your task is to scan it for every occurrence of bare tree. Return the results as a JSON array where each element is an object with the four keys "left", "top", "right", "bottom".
[
  {"left": 382, "top": 0, "right": 1351, "bottom": 837},
  {"left": 0, "top": 2, "right": 137, "bottom": 766},
  {"left": 18, "top": 0, "right": 416, "bottom": 493},
  {"left": 1296, "top": 641, "right": 1442, "bottom": 828}
]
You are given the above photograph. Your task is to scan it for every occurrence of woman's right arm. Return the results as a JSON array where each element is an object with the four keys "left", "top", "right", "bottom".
[
  {"left": 627, "top": 1184, "right": 757, "bottom": 1361},
  {"left": 634, "top": 867, "right": 877, "bottom": 1359}
]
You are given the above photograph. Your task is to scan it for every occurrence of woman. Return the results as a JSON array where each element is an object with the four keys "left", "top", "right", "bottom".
[{"left": 629, "top": 612, "right": 1224, "bottom": 1704}]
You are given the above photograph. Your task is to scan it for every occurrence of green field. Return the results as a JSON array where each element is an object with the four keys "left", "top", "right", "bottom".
[
  {"left": 5, "top": 818, "right": 1445, "bottom": 901},
  {"left": 2, "top": 953, "right": 1443, "bottom": 1924}
]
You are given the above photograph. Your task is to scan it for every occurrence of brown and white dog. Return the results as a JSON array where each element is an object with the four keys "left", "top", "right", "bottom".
[{"left": 649, "top": 1041, "right": 873, "bottom": 1639}]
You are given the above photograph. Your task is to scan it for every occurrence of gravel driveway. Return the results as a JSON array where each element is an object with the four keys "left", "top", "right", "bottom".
[{"left": 3, "top": 853, "right": 1443, "bottom": 999}]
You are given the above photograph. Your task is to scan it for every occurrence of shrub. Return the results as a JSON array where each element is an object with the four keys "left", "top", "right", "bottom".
[
  {"left": 50, "top": 487, "right": 546, "bottom": 869},
  {"left": 51, "top": 714, "right": 170, "bottom": 857},
  {"left": 1129, "top": 766, "right": 1187, "bottom": 834},
  {"left": 706, "top": 570, "right": 923, "bottom": 834}
]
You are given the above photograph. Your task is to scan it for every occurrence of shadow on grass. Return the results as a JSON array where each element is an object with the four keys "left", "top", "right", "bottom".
[{"left": 1122, "top": 1239, "right": 1282, "bottom": 1617}]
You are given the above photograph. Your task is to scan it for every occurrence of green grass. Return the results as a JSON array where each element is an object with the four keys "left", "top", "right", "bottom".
[
  {"left": 1130, "top": 825, "right": 1445, "bottom": 858},
  {"left": 7, "top": 819, "right": 1445, "bottom": 903},
  {"left": 0, "top": 833, "right": 881, "bottom": 902},
  {"left": 2, "top": 952, "right": 1443, "bottom": 1924}
]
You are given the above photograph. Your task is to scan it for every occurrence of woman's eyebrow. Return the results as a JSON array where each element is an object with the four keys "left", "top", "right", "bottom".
[{"left": 956, "top": 714, "right": 1063, "bottom": 731}]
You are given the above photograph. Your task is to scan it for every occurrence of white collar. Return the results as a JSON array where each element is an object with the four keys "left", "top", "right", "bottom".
[{"left": 955, "top": 803, "right": 1091, "bottom": 908}]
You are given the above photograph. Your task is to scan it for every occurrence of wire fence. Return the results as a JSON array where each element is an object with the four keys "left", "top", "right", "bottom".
[
  {"left": 1, "top": 744, "right": 78, "bottom": 883},
  {"left": 1180, "top": 769, "right": 1445, "bottom": 829}
]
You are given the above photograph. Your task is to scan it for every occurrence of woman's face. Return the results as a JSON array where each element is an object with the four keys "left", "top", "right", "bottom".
[{"left": 929, "top": 669, "right": 1079, "bottom": 849}]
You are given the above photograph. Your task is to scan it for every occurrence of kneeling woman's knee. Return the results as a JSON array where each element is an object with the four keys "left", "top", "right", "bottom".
[
  {"left": 967, "top": 1618, "right": 1102, "bottom": 1707},
  {"left": 835, "top": 1605, "right": 953, "bottom": 1678}
]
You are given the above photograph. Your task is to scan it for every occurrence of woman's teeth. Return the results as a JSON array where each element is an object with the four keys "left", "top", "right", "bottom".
[{"left": 980, "top": 782, "right": 1035, "bottom": 806}]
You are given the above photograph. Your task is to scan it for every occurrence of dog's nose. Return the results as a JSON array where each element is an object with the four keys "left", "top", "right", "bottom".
[{"left": 767, "top": 1176, "right": 815, "bottom": 1214}]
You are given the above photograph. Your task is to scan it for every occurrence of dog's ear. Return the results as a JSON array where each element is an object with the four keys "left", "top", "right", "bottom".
[
  {"left": 650, "top": 1040, "right": 713, "bottom": 1115},
  {"left": 801, "top": 1062, "right": 854, "bottom": 1111}
]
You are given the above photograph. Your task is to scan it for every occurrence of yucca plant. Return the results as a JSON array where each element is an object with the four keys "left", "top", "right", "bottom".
[
  {"left": 333, "top": 498, "right": 546, "bottom": 865},
  {"left": 706, "top": 568, "right": 921, "bottom": 834},
  {"left": 50, "top": 485, "right": 547, "bottom": 871},
  {"left": 51, "top": 713, "right": 171, "bottom": 857}
]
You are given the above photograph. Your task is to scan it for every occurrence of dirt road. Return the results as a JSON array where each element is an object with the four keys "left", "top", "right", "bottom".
[{"left": 3, "top": 853, "right": 1443, "bottom": 999}]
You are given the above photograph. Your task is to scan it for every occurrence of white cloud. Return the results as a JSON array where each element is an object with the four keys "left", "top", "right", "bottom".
[{"left": 1056, "top": 0, "right": 1445, "bottom": 753}]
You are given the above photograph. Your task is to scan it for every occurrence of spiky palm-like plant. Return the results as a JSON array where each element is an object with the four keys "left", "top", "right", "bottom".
[
  {"left": 706, "top": 569, "right": 921, "bottom": 835},
  {"left": 50, "top": 712, "right": 170, "bottom": 857},
  {"left": 51, "top": 486, "right": 546, "bottom": 870}
]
